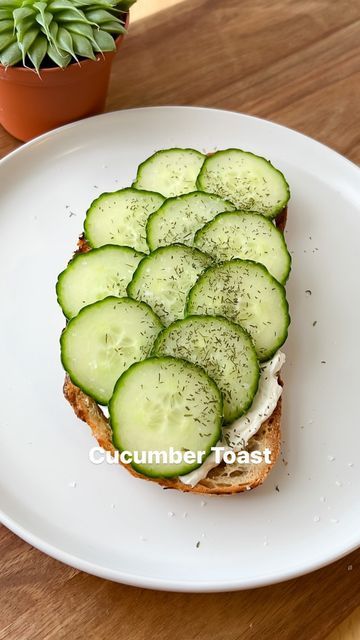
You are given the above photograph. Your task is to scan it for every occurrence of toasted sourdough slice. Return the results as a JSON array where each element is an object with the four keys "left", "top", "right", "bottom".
[{"left": 63, "top": 206, "right": 287, "bottom": 494}]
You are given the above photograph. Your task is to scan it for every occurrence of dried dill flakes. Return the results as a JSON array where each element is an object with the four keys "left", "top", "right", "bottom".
[
  {"left": 127, "top": 245, "right": 211, "bottom": 326},
  {"left": 197, "top": 149, "right": 289, "bottom": 217},
  {"left": 152, "top": 316, "right": 259, "bottom": 423},
  {"left": 84, "top": 188, "right": 164, "bottom": 253}
]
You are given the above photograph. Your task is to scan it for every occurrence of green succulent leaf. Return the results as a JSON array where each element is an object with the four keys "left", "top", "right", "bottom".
[
  {"left": 35, "top": 10, "right": 54, "bottom": 41},
  {"left": 71, "top": 32, "right": 96, "bottom": 60},
  {"left": 0, "top": 30, "right": 13, "bottom": 50},
  {"left": 0, "top": 1, "right": 22, "bottom": 8},
  {"left": 1, "top": 0, "right": 25, "bottom": 8},
  {"left": 92, "top": 28, "right": 115, "bottom": 51},
  {"left": 68, "top": 24, "right": 104, "bottom": 56},
  {"left": 28, "top": 33, "right": 48, "bottom": 71},
  {"left": 0, "top": 41, "right": 22, "bottom": 66},
  {"left": 0, "top": 10, "right": 14, "bottom": 20},
  {"left": 12, "top": 7, "right": 35, "bottom": 27},
  {"left": 48, "top": 0, "right": 73, "bottom": 8},
  {"left": 13, "top": 10, "right": 37, "bottom": 40},
  {"left": 34, "top": 2, "right": 53, "bottom": 33},
  {"left": 84, "top": 9, "right": 117, "bottom": 24},
  {"left": 49, "top": 0, "right": 86, "bottom": 13},
  {"left": 100, "top": 20, "right": 126, "bottom": 34},
  {"left": 67, "top": 21, "right": 95, "bottom": 39},
  {"left": 0, "top": 31, "right": 16, "bottom": 53},
  {"left": 73, "top": 0, "right": 117, "bottom": 7},
  {"left": 18, "top": 26, "right": 40, "bottom": 63},
  {"left": 48, "top": 20, "right": 66, "bottom": 55},
  {"left": 49, "top": 3, "right": 97, "bottom": 26},
  {"left": 49, "top": 19, "right": 59, "bottom": 39},
  {"left": 56, "top": 25, "right": 77, "bottom": 58},
  {"left": 49, "top": 8, "right": 78, "bottom": 21},
  {"left": 0, "top": 20, "right": 14, "bottom": 34},
  {"left": 47, "top": 42, "right": 71, "bottom": 66},
  {"left": 34, "top": 1, "right": 49, "bottom": 11}
]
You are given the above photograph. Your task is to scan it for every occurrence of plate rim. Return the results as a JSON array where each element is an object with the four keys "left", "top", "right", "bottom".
[
  {"left": 2, "top": 507, "right": 360, "bottom": 592},
  {"left": 0, "top": 105, "right": 359, "bottom": 592},
  {"left": 1, "top": 105, "right": 359, "bottom": 175}
]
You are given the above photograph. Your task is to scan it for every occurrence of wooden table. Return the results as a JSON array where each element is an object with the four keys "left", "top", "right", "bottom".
[{"left": 1, "top": 1, "right": 359, "bottom": 638}]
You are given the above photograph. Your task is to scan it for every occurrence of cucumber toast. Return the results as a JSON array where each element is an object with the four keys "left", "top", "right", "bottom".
[{"left": 58, "top": 146, "right": 291, "bottom": 494}]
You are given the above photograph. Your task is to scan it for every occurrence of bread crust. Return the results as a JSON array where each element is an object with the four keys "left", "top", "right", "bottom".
[
  {"left": 63, "top": 375, "right": 282, "bottom": 494},
  {"left": 62, "top": 206, "right": 287, "bottom": 494}
]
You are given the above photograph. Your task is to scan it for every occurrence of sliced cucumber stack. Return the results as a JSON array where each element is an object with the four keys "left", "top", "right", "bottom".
[
  {"left": 194, "top": 211, "right": 291, "bottom": 283},
  {"left": 56, "top": 245, "right": 145, "bottom": 319},
  {"left": 186, "top": 260, "right": 290, "bottom": 361},
  {"left": 132, "top": 148, "right": 205, "bottom": 198},
  {"left": 59, "top": 144, "right": 292, "bottom": 480},
  {"left": 110, "top": 356, "right": 222, "bottom": 477},
  {"left": 146, "top": 191, "right": 235, "bottom": 250},
  {"left": 127, "top": 244, "right": 212, "bottom": 326},
  {"left": 153, "top": 316, "right": 259, "bottom": 424},
  {"left": 84, "top": 188, "right": 165, "bottom": 253},
  {"left": 61, "top": 297, "right": 163, "bottom": 404},
  {"left": 197, "top": 149, "right": 290, "bottom": 218}
]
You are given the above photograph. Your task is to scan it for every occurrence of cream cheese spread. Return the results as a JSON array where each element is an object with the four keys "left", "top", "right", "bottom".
[{"left": 179, "top": 351, "right": 285, "bottom": 487}]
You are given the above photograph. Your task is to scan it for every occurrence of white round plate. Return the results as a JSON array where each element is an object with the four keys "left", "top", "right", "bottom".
[{"left": 0, "top": 107, "right": 359, "bottom": 592}]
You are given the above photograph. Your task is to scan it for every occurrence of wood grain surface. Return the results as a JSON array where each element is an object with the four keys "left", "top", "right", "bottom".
[{"left": 0, "top": 1, "right": 359, "bottom": 639}]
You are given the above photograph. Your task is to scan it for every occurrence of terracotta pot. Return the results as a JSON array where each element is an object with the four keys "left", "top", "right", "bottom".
[{"left": 0, "top": 15, "right": 128, "bottom": 142}]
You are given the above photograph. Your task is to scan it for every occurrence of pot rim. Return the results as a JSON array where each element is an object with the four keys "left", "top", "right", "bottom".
[{"left": 0, "top": 12, "right": 129, "bottom": 76}]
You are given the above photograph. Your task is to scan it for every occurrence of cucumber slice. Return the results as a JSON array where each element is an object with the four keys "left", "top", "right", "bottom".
[
  {"left": 194, "top": 211, "right": 291, "bottom": 284},
  {"left": 84, "top": 188, "right": 165, "bottom": 253},
  {"left": 186, "top": 260, "right": 290, "bottom": 361},
  {"left": 146, "top": 191, "right": 235, "bottom": 251},
  {"left": 56, "top": 245, "right": 145, "bottom": 319},
  {"left": 60, "top": 297, "right": 163, "bottom": 404},
  {"left": 197, "top": 149, "right": 290, "bottom": 218},
  {"left": 110, "top": 356, "right": 222, "bottom": 477},
  {"left": 153, "top": 316, "right": 259, "bottom": 424},
  {"left": 132, "top": 148, "right": 205, "bottom": 198},
  {"left": 127, "top": 244, "right": 212, "bottom": 326}
]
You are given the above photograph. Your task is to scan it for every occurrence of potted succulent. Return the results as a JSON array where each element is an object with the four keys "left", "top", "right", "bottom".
[{"left": 0, "top": 0, "right": 137, "bottom": 141}]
